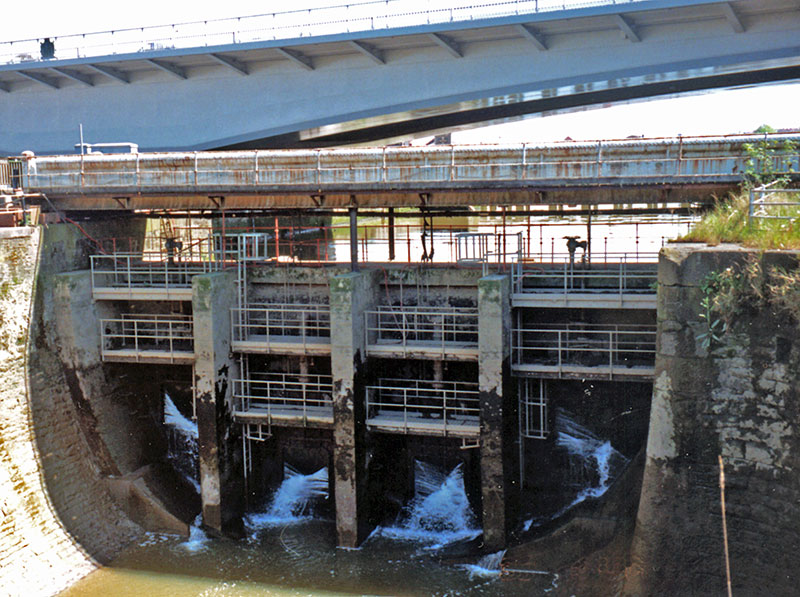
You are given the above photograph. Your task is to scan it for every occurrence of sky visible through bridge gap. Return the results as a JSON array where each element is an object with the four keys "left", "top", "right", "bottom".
[{"left": 4, "top": 0, "right": 799, "bottom": 143}]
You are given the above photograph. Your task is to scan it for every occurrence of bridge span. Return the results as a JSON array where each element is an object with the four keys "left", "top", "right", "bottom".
[
  {"left": 1, "top": 0, "right": 799, "bottom": 154},
  {"left": 8, "top": 133, "right": 799, "bottom": 212}
]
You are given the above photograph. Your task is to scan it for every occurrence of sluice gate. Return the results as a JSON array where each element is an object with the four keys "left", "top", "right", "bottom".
[{"left": 80, "top": 220, "right": 657, "bottom": 549}]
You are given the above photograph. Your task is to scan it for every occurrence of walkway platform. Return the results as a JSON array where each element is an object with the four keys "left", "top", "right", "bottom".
[
  {"left": 512, "top": 363, "right": 655, "bottom": 381},
  {"left": 366, "top": 412, "right": 479, "bottom": 438},
  {"left": 233, "top": 406, "right": 333, "bottom": 429}
]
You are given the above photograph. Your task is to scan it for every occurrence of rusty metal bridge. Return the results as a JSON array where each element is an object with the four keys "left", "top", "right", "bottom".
[{"left": 9, "top": 132, "right": 800, "bottom": 211}]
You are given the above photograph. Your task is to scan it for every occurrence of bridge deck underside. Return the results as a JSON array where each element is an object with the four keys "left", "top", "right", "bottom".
[{"left": 37, "top": 182, "right": 737, "bottom": 211}]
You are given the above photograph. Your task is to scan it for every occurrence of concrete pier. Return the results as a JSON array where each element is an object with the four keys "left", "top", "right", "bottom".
[
  {"left": 478, "top": 274, "right": 515, "bottom": 549},
  {"left": 192, "top": 270, "right": 243, "bottom": 535},
  {"left": 329, "top": 271, "right": 376, "bottom": 547}
]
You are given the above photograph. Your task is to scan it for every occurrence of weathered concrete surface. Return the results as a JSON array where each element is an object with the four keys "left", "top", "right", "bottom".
[
  {"left": 329, "top": 270, "right": 377, "bottom": 547},
  {"left": 0, "top": 224, "right": 146, "bottom": 597},
  {"left": 105, "top": 465, "right": 190, "bottom": 536},
  {"left": 477, "top": 273, "right": 516, "bottom": 550},
  {"left": 625, "top": 246, "right": 800, "bottom": 595},
  {"left": 192, "top": 270, "right": 243, "bottom": 535}
]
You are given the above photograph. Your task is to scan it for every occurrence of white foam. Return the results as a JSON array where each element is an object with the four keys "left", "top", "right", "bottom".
[
  {"left": 246, "top": 464, "right": 329, "bottom": 531},
  {"left": 375, "top": 461, "right": 481, "bottom": 549}
]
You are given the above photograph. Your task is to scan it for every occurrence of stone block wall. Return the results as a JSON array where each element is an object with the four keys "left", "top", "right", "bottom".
[
  {"left": 0, "top": 223, "right": 147, "bottom": 597},
  {"left": 626, "top": 245, "right": 800, "bottom": 595}
]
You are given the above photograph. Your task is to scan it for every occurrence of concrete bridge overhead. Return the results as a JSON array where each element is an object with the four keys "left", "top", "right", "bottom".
[{"left": 1, "top": 0, "right": 800, "bottom": 155}]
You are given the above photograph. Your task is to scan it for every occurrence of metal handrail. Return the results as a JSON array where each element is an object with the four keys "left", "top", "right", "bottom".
[
  {"left": 511, "top": 324, "right": 656, "bottom": 370},
  {"left": 90, "top": 253, "right": 217, "bottom": 291},
  {"left": 100, "top": 315, "right": 194, "bottom": 360},
  {"left": 233, "top": 373, "right": 333, "bottom": 420},
  {"left": 231, "top": 304, "right": 331, "bottom": 350},
  {"left": 365, "top": 306, "right": 479, "bottom": 354},
  {"left": 748, "top": 185, "right": 800, "bottom": 223},
  {"left": 365, "top": 378, "right": 479, "bottom": 434},
  {"left": 513, "top": 253, "right": 658, "bottom": 295},
  {"left": 2, "top": 1, "right": 641, "bottom": 65},
  {"left": 22, "top": 134, "right": 800, "bottom": 193}
]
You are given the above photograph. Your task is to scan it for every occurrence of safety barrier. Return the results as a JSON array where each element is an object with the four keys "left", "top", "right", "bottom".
[
  {"left": 365, "top": 305, "right": 478, "bottom": 360},
  {"left": 365, "top": 378, "right": 480, "bottom": 437},
  {"left": 99, "top": 314, "right": 194, "bottom": 363}
]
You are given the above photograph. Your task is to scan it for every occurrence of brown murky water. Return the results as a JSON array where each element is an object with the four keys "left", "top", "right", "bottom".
[{"left": 61, "top": 520, "right": 554, "bottom": 596}]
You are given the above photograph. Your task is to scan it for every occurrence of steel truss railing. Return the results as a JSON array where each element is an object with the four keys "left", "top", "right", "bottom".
[
  {"left": 99, "top": 314, "right": 194, "bottom": 360},
  {"left": 519, "top": 378, "right": 549, "bottom": 440},
  {"left": 365, "top": 378, "right": 479, "bottom": 436},
  {"left": 511, "top": 323, "right": 656, "bottom": 372},
  {"left": 90, "top": 253, "right": 218, "bottom": 291},
  {"left": 512, "top": 252, "right": 658, "bottom": 295},
  {"left": 233, "top": 372, "right": 333, "bottom": 421},
  {"left": 231, "top": 304, "right": 331, "bottom": 348},
  {"left": 365, "top": 306, "right": 478, "bottom": 357}
]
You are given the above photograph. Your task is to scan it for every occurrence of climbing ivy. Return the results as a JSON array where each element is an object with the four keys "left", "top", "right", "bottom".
[
  {"left": 743, "top": 125, "right": 797, "bottom": 189},
  {"left": 697, "top": 254, "right": 800, "bottom": 351}
]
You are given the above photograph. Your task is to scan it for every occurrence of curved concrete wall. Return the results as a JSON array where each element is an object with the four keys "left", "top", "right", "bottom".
[
  {"left": 0, "top": 223, "right": 150, "bottom": 596},
  {"left": 626, "top": 246, "right": 800, "bottom": 595}
]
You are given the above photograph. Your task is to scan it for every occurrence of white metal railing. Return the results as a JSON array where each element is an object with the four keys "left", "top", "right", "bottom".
[
  {"left": 100, "top": 314, "right": 194, "bottom": 361},
  {"left": 233, "top": 372, "right": 333, "bottom": 422},
  {"left": 231, "top": 304, "right": 331, "bottom": 350},
  {"left": 365, "top": 305, "right": 478, "bottom": 357},
  {"left": 365, "top": 378, "right": 480, "bottom": 436},
  {"left": 1, "top": 1, "right": 642, "bottom": 65},
  {"left": 511, "top": 323, "right": 656, "bottom": 372},
  {"left": 21, "top": 135, "right": 800, "bottom": 194},
  {"left": 748, "top": 184, "right": 800, "bottom": 223},
  {"left": 513, "top": 252, "right": 658, "bottom": 295},
  {"left": 90, "top": 253, "right": 218, "bottom": 292},
  {"left": 519, "top": 378, "right": 548, "bottom": 440},
  {"left": 0, "top": 159, "right": 23, "bottom": 190}
]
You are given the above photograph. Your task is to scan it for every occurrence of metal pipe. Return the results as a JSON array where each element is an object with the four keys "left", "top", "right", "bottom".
[
  {"left": 387, "top": 206, "right": 395, "bottom": 261},
  {"left": 349, "top": 205, "right": 358, "bottom": 272}
]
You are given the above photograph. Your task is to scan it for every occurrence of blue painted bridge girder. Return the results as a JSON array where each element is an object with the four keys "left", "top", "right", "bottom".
[{"left": 1, "top": 0, "right": 799, "bottom": 155}]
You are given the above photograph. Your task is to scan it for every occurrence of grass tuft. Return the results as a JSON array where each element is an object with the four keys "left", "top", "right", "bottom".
[{"left": 679, "top": 191, "right": 800, "bottom": 249}]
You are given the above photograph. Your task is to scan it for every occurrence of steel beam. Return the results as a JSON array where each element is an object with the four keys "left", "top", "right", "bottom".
[
  {"left": 721, "top": 2, "right": 745, "bottom": 33},
  {"left": 85, "top": 63, "right": 130, "bottom": 83},
  {"left": 348, "top": 40, "right": 385, "bottom": 65},
  {"left": 428, "top": 33, "right": 463, "bottom": 58},
  {"left": 349, "top": 206, "right": 358, "bottom": 272},
  {"left": 275, "top": 47, "right": 314, "bottom": 70},
  {"left": 16, "top": 70, "right": 60, "bottom": 89},
  {"left": 614, "top": 14, "right": 641, "bottom": 42},
  {"left": 209, "top": 53, "right": 249, "bottom": 75},
  {"left": 51, "top": 67, "right": 94, "bottom": 87},
  {"left": 515, "top": 24, "right": 548, "bottom": 51},
  {"left": 146, "top": 59, "right": 188, "bottom": 79}
]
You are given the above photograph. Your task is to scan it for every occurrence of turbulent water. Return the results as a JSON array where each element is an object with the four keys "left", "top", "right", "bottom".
[
  {"left": 163, "top": 393, "right": 200, "bottom": 493},
  {"left": 372, "top": 461, "right": 482, "bottom": 549},
  {"left": 524, "top": 411, "right": 628, "bottom": 531},
  {"left": 246, "top": 464, "right": 330, "bottom": 531}
]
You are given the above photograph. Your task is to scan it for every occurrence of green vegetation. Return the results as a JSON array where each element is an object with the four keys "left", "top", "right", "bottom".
[
  {"left": 680, "top": 125, "right": 799, "bottom": 249},
  {"left": 679, "top": 192, "right": 800, "bottom": 249},
  {"left": 698, "top": 255, "right": 800, "bottom": 350}
]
